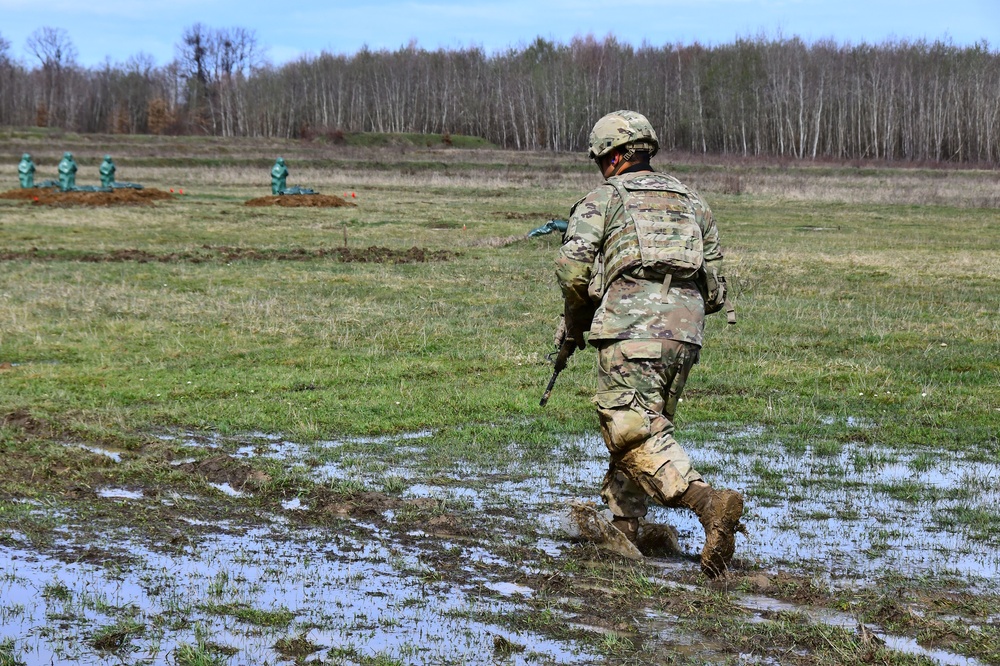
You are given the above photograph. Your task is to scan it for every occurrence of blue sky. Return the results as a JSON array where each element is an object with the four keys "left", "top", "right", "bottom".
[{"left": 0, "top": 0, "right": 996, "bottom": 67}]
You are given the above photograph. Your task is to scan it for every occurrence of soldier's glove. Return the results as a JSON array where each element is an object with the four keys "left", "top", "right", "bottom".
[
  {"left": 702, "top": 258, "right": 737, "bottom": 324},
  {"left": 553, "top": 315, "right": 569, "bottom": 349},
  {"left": 702, "top": 258, "right": 727, "bottom": 315}
]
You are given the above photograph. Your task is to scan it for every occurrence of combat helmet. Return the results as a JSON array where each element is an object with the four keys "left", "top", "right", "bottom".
[{"left": 587, "top": 110, "right": 659, "bottom": 161}]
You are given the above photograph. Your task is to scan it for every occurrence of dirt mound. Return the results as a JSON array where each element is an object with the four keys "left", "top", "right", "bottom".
[
  {"left": 0, "top": 188, "right": 174, "bottom": 206},
  {"left": 0, "top": 245, "right": 455, "bottom": 264},
  {"left": 245, "top": 194, "right": 356, "bottom": 208}
]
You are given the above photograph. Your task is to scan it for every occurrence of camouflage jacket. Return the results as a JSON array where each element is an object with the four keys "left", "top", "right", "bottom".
[{"left": 555, "top": 169, "right": 722, "bottom": 346}]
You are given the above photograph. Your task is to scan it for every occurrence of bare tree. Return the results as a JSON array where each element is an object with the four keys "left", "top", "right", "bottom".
[
  {"left": 3, "top": 32, "right": 999, "bottom": 163},
  {"left": 25, "top": 26, "right": 77, "bottom": 69},
  {"left": 25, "top": 27, "right": 79, "bottom": 127},
  {"left": 0, "top": 32, "right": 11, "bottom": 64}
]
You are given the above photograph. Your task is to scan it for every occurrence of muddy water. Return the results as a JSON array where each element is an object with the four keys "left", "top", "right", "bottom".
[
  {"left": 686, "top": 429, "right": 1000, "bottom": 585},
  {"left": 10, "top": 425, "right": 993, "bottom": 665},
  {"left": 0, "top": 511, "right": 597, "bottom": 665},
  {"left": 189, "top": 426, "right": 1000, "bottom": 585}
]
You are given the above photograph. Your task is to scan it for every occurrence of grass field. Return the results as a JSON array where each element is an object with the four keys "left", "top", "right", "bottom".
[{"left": 1, "top": 132, "right": 998, "bottom": 665}]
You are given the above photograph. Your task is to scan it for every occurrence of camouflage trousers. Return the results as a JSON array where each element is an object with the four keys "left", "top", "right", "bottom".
[{"left": 594, "top": 338, "right": 703, "bottom": 518}]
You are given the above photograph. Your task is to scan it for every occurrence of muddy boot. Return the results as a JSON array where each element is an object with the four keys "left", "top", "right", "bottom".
[
  {"left": 611, "top": 516, "right": 639, "bottom": 543},
  {"left": 678, "top": 482, "right": 743, "bottom": 578},
  {"left": 561, "top": 502, "right": 644, "bottom": 561},
  {"left": 634, "top": 521, "right": 680, "bottom": 558}
]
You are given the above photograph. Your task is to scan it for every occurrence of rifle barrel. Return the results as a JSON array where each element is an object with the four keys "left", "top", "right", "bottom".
[{"left": 538, "top": 339, "right": 575, "bottom": 407}]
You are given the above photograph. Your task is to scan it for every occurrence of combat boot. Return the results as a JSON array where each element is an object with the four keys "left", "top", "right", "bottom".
[
  {"left": 612, "top": 516, "right": 680, "bottom": 557},
  {"left": 610, "top": 516, "right": 639, "bottom": 543},
  {"left": 677, "top": 481, "right": 743, "bottom": 578}
]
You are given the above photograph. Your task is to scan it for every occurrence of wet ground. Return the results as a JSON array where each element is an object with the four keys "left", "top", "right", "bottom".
[{"left": 1, "top": 422, "right": 998, "bottom": 665}]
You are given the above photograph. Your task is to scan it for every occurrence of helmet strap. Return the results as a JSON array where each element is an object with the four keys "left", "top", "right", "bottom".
[{"left": 608, "top": 148, "right": 633, "bottom": 177}]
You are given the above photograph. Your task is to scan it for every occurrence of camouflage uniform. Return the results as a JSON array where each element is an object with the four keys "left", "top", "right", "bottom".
[{"left": 556, "top": 168, "right": 723, "bottom": 519}]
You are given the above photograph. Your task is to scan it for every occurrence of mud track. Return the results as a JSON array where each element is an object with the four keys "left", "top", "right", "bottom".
[
  {"left": 244, "top": 194, "right": 356, "bottom": 207},
  {"left": 0, "top": 245, "right": 456, "bottom": 264}
]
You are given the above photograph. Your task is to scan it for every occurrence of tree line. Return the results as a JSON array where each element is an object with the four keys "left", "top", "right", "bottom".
[{"left": 1, "top": 27, "right": 998, "bottom": 164}]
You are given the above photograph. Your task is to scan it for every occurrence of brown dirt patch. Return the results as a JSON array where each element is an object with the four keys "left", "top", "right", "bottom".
[
  {"left": 0, "top": 245, "right": 455, "bottom": 264},
  {"left": 244, "top": 194, "right": 356, "bottom": 208},
  {"left": 311, "top": 489, "right": 405, "bottom": 519},
  {"left": 2, "top": 408, "right": 47, "bottom": 436},
  {"left": 175, "top": 454, "right": 272, "bottom": 490},
  {"left": 493, "top": 211, "right": 559, "bottom": 220},
  {"left": 0, "top": 188, "right": 174, "bottom": 206},
  {"left": 307, "top": 488, "right": 472, "bottom": 536}
]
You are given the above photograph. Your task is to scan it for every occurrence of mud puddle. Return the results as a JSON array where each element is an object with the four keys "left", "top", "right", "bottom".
[
  {"left": 0, "top": 510, "right": 598, "bottom": 665},
  {"left": 735, "top": 594, "right": 985, "bottom": 666},
  {"left": 5, "top": 423, "right": 998, "bottom": 664},
  {"left": 162, "top": 426, "right": 1000, "bottom": 586},
  {"left": 686, "top": 431, "right": 1000, "bottom": 585}
]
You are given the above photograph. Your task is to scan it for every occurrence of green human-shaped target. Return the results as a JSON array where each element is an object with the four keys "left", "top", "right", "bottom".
[
  {"left": 99, "top": 155, "right": 116, "bottom": 188},
  {"left": 271, "top": 157, "right": 288, "bottom": 195},
  {"left": 18, "top": 153, "right": 36, "bottom": 189},
  {"left": 57, "top": 152, "right": 78, "bottom": 191}
]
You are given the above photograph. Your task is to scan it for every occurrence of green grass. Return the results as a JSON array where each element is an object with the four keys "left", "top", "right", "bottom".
[
  {"left": 0, "top": 638, "right": 26, "bottom": 666},
  {"left": 199, "top": 602, "right": 295, "bottom": 627},
  {"left": 2, "top": 140, "right": 998, "bottom": 516}
]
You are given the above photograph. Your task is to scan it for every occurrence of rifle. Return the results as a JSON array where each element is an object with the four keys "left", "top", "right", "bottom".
[{"left": 539, "top": 338, "right": 576, "bottom": 407}]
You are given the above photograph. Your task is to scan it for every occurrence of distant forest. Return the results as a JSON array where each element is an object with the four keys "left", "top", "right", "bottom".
[{"left": 2, "top": 26, "right": 998, "bottom": 163}]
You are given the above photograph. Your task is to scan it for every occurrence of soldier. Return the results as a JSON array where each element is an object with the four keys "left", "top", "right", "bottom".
[
  {"left": 57, "top": 152, "right": 77, "bottom": 191},
  {"left": 555, "top": 110, "right": 743, "bottom": 577},
  {"left": 18, "top": 153, "right": 35, "bottom": 189},
  {"left": 271, "top": 157, "right": 288, "bottom": 195},
  {"left": 99, "top": 155, "right": 116, "bottom": 188}
]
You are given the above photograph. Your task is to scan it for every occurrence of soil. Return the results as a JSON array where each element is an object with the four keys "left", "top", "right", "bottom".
[
  {"left": 1, "top": 408, "right": 46, "bottom": 435},
  {"left": 244, "top": 194, "right": 356, "bottom": 208},
  {"left": 0, "top": 245, "right": 455, "bottom": 264},
  {"left": 0, "top": 188, "right": 174, "bottom": 206},
  {"left": 493, "top": 211, "right": 560, "bottom": 220},
  {"left": 174, "top": 453, "right": 272, "bottom": 490}
]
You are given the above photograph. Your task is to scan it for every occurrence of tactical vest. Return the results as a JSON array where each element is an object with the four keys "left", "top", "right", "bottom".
[{"left": 601, "top": 173, "right": 704, "bottom": 289}]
